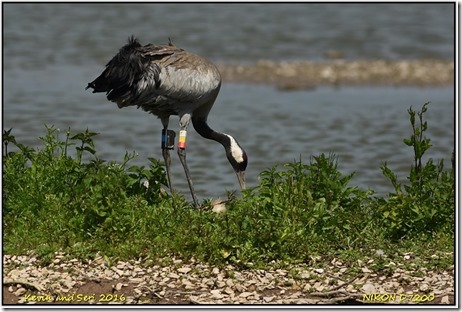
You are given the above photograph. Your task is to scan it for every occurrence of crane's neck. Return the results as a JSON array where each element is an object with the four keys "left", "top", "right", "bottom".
[
  {"left": 192, "top": 117, "right": 247, "bottom": 167},
  {"left": 193, "top": 116, "right": 247, "bottom": 190},
  {"left": 192, "top": 117, "right": 228, "bottom": 145}
]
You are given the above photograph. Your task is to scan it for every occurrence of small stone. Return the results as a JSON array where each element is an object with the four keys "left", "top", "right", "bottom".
[
  {"left": 362, "top": 283, "right": 376, "bottom": 294},
  {"left": 115, "top": 283, "right": 124, "bottom": 291},
  {"left": 113, "top": 268, "right": 124, "bottom": 276},
  {"left": 303, "top": 283, "right": 312, "bottom": 291},
  {"left": 362, "top": 267, "right": 372, "bottom": 273},
  {"left": 14, "top": 287, "right": 26, "bottom": 296},
  {"left": 314, "top": 268, "right": 324, "bottom": 274},
  {"left": 289, "top": 291, "right": 302, "bottom": 299},
  {"left": 64, "top": 280, "right": 76, "bottom": 289},
  {"left": 275, "top": 269, "right": 287, "bottom": 276},
  {"left": 177, "top": 267, "right": 192, "bottom": 274},
  {"left": 211, "top": 293, "right": 225, "bottom": 299},
  {"left": 168, "top": 272, "right": 180, "bottom": 279},
  {"left": 441, "top": 295, "right": 450, "bottom": 304},
  {"left": 419, "top": 284, "right": 429, "bottom": 292},
  {"left": 216, "top": 281, "right": 226, "bottom": 288},
  {"left": 314, "top": 283, "right": 325, "bottom": 292},
  {"left": 185, "top": 283, "right": 195, "bottom": 290},
  {"left": 263, "top": 296, "right": 274, "bottom": 303},
  {"left": 239, "top": 292, "right": 253, "bottom": 298}
]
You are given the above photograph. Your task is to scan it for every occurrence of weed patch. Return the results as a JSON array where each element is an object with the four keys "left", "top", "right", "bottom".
[{"left": 3, "top": 104, "right": 454, "bottom": 270}]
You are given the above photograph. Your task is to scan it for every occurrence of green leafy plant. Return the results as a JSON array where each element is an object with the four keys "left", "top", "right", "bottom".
[
  {"left": 377, "top": 103, "right": 454, "bottom": 239},
  {"left": 213, "top": 153, "right": 374, "bottom": 265},
  {"left": 3, "top": 126, "right": 169, "bottom": 257}
]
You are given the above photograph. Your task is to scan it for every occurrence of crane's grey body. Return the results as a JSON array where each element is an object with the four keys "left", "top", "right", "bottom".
[
  {"left": 87, "top": 37, "right": 247, "bottom": 207},
  {"left": 91, "top": 37, "right": 220, "bottom": 119}
]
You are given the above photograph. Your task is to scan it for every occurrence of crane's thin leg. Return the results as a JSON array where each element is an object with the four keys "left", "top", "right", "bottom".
[
  {"left": 177, "top": 113, "right": 199, "bottom": 208},
  {"left": 161, "top": 118, "right": 175, "bottom": 196}
]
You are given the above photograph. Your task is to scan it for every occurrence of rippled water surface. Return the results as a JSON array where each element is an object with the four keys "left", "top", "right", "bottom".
[{"left": 3, "top": 3, "right": 455, "bottom": 200}]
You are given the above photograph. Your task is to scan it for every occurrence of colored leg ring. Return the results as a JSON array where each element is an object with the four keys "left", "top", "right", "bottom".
[
  {"left": 162, "top": 129, "right": 176, "bottom": 150},
  {"left": 178, "top": 130, "right": 187, "bottom": 149}
]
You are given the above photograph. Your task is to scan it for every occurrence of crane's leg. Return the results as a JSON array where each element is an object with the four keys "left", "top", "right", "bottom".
[
  {"left": 177, "top": 113, "right": 199, "bottom": 208},
  {"left": 161, "top": 117, "right": 175, "bottom": 195}
]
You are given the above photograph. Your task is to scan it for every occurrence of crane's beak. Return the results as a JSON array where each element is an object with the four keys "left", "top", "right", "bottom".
[{"left": 236, "top": 170, "right": 246, "bottom": 191}]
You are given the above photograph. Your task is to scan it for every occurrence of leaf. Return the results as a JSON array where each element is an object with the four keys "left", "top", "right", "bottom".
[
  {"left": 221, "top": 249, "right": 231, "bottom": 259},
  {"left": 403, "top": 138, "right": 412, "bottom": 146},
  {"left": 70, "top": 133, "right": 85, "bottom": 141}
]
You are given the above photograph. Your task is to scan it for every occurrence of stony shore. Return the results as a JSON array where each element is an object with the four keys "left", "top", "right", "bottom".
[
  {"left": 216, "top": 59, "right": 454, "bottom": 90},
  {"left": 3, "top": 252, "right": 454, "bottom": 305}
]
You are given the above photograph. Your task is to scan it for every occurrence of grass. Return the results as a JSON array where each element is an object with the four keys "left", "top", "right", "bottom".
[{"left": 3, "top": 103, "right": 455, "bottom": 271}]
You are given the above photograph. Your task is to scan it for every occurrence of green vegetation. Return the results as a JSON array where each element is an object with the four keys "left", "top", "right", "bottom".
[{"left": 3, "top": 104, "right": 454, "bottom": 270}]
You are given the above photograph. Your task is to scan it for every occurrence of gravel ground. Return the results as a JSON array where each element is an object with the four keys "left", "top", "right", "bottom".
[
  {"left": 217, "top": 59, "right": 454, "bottom": 90},
  {"left": 3, "top": 252, "right": 454, "bottom": 305}
]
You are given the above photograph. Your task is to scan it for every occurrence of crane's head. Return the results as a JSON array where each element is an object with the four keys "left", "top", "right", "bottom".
[{"left": 224, "top": 134, "right": 248, "bottom": 190}]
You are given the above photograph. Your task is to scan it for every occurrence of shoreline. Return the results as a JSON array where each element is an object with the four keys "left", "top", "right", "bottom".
[
  {"left": 216, "top": 59, "right": 454, "bottom": 90},
  {"left": 3, "top": 253, "right": 454, "bottom": 305}
]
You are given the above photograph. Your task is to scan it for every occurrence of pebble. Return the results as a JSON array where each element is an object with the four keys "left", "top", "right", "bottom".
[
  {"left": 362, "top": 283, "right": 376, "bottom": 294},
  {"left": 14, "top": 288, "right": 26, "bottom": 296},
  {"left": 115, "top": 283, "right": 124, "bottom": 291},
  {"left": 167, "top": 272, "right": 180, "bottom": 279},
  {"left": 441, "top": 295, "right": 450, "bottom": 304},
  {"left": 263, "top": 296, "right": 274, "bottom": 303},
  {"left": 177, "top": 267, "right": 192, "bottom": 274},
  {"left": 239, "top": 292, "right": 254, "bottom": 298}
]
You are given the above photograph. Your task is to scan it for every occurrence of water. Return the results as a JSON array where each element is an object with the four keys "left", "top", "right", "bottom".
[{"left": 3, "top": 3, "right": 455, "bottom": 200}]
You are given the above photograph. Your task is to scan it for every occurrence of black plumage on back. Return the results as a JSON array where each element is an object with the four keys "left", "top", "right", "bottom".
[{"left": 86, "top": 36, "right": 165, "bottom": 106}]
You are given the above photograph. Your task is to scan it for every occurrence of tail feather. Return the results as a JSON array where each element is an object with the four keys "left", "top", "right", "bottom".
[{"left": 86, "top": 36, "right": 146, "bottom": 105}]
